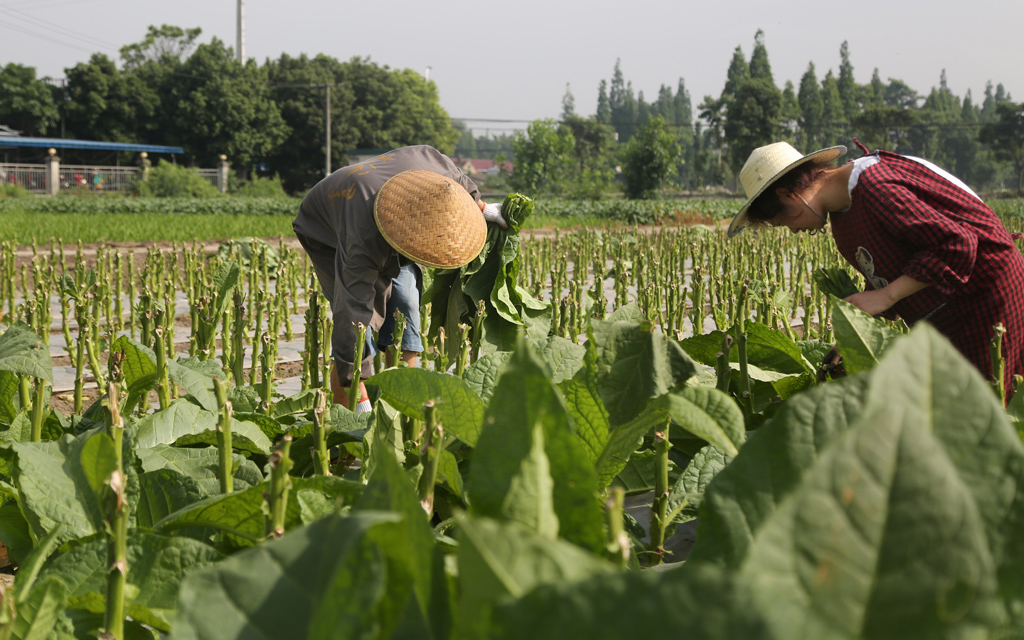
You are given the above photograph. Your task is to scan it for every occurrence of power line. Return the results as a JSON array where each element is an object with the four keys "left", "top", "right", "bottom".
[{"left": 0, "top": 5, "right": 120, "bottom": 56}]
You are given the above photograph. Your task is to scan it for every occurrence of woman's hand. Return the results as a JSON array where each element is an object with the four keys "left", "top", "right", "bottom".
[
  {"left": 843, "top": 289, "right": 896, "bottom": 316},
  {"left": 843, "top": 275, "right": 931, "bottom": 316}
]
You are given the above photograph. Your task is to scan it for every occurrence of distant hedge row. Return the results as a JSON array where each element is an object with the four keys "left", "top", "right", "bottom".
[
  {"left": 0, "top": 195, "right": 742, "bottom": 224},
  {"left": 0, "top": 197, "right": 301, "bottom": 216}
]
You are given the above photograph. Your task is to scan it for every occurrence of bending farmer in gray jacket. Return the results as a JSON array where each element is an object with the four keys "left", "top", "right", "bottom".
[{"left": 293, "top": 145, "right": 506, "bottom": 410}]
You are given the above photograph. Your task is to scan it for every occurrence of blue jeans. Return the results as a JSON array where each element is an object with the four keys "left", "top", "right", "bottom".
[{"left": 369, "top": 263, "right": 423, "bottom": 355}]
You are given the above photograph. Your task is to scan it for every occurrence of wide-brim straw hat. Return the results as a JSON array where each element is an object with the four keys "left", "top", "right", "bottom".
[
  {"left": 728, "top": 142, "right": 847, "bottom": 238},
  {"left": 374, "top": 170, "right": 486, "bottom": 269}
]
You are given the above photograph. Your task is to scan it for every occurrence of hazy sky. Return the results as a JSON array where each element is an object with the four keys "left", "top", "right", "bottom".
[{"left": 2, "top": 0, "right": 1020, "bottom": 138}]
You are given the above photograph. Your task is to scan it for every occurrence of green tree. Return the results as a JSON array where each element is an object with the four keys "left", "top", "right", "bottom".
[
  {"left": 866, "top": 68, "right": 885, "bottom": 109},
  {"left": 561, "top": 83, "right": 576, "bottom": 119},
  {"left": 883, "top": 79, "right": 919, "bottom": 109},
  {"left": 780, "top": 81, "right": 800, "bottom": 144},
  {"left": 911, "top": 69, "right": 960, "bottom": 164},
  {"left": 837, "top": 41, "right": 861, "bottom": 122},
  {"left": 559, "top": 115, "right": 616, "bottom": 198},
  {"left": 724, "top": 78, "right": 782, "bottom": 174},
  {"left": 595, "top": 80, "right": 611, "bottom": 125},
  {"left": 168, "top": 38, "right": 288, "bottom": 169},
  {"left": 620, "top": 115, "right": 681, "bottom": 199},
  {"left": 798, "top": 62, "right": 824, "bottom": 149},
  {"left": 672, "top": 79, "right": 696, "bottom": 187},
  {"left": 748, "top": 30, "right": 774, "bottom": 84},
  {"left": 453, "top": 120, "right": 478, "bottom": 158},
  {"left": 609, "top": 59, "right": 637, "bottom": 141},
  {"left": 697, "top": 46, "right": 749, "bottom": 177},
  {"left": 820, "top": 70, "right": 847, "bottom": 146},
  {"left": 0, "top": 63, "right": 59, "bottom": 136},
  {"left": 120, "top": 24, "right": 202, "bottom": 69},
  {"left": 852, "top": 105, "right": 918, "bottom": 151},
  {"left": 507, "top": 118, "right": 575, "bottom": 196},
  {"left": 979, "top": 102, "right": 1024, "bottom": 193},
  {"left": 64, "top": 53, "right": 153, "bottom": 143},
  {"left": 265, "top": 54, "right": 459, "bottom": 193}
]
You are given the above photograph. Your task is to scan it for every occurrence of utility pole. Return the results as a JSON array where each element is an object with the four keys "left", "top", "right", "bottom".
[
  {"left": 237, "top": 0, "right": 245, "bottom": 63},
  {"left": 273, "top": 83, "right": 343, "bottom": 177},
  {"left": 325, "top": 85, "right": 332, "bottom": 177}
]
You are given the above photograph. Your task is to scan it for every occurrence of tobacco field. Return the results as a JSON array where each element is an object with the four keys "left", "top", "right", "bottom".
[{"left": 0, "top": 197, "right": 1023, "bottom": 639}]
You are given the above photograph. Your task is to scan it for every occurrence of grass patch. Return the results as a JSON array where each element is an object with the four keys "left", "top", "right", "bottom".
[{"left": 0, "top": 211, "right": 296, "bottom": 245}]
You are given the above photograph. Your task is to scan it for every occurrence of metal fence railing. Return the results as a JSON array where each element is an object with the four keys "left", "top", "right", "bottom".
[
  {"left": 196, "top": 168, "right": 220, "bottom": 189},
  {"left": 0, "top": 163, "right": 48, "bottom": 193},
  {"left": 59, "top": 165, "right": 140, "bottom": 192}
]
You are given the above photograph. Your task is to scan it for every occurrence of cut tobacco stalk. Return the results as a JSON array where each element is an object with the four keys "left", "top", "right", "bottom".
[
  {"left": 605, "top": 486, "right": 629, "bottom": 568},
  {"left": 214, "top": 378, "right": 234, "bottom": 494},
  {"left": 265, "top": 435, "right": 294, "bottom": 539},
  {"left": 305, "top": 280, "right": 321, "bottom": 389},
  {"left": 647, "top": 424, "right": 672, "bottom": 566},
  {"left": 991, "top": 322, "right": 1007, "bottom": 404},
  {"left": 349, "top": 323, "right": 367, "bottom": 411},
  {"left": 311, "top": 389, "right": 331, "bottom": 476},
  {"left": 416, "top": 401, "right": 442, "bottom": 516},
  {"left": 103, "top": 381, "right": 128, "bottom": 640}
]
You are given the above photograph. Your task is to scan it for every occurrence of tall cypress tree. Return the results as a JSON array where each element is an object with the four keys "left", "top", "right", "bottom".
[
  {"left": 749, "top": 30, "right": 774, "bottom": 84},
  {"left": 798, "top": 62, "right": 823, "bottom": 149},
  {"left": 821, "top": 69, "right": 847, "bottom": 146},
  {"left": 561, "top": 83, "right": 576, "bottom": 119},
  {"left": 596, "top": 80, "right": 611, "bottom": 124},
  {"left": 837, "top": 41, "right": 861, "bottom": 122}
]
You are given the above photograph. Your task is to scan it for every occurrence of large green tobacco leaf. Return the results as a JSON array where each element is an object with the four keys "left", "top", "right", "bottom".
[
  {"left": 463, "top": 352, "right": 512, "bottom": 404},
  {"left": 11, "top": 577, "right": 68, "bottom": 640},
  {"left": 135, "top": 469, "right": 207, "bottom": 529},
  {"left": 109, "top": 335, "right": 158, "bottom": 393},
  {"left": 455, "top": 515, "right": 617, "bottom": 639},
  {"left": 467, "top": 338, "right": 605, "bottom": 552},
  {"left": 489, "top": 564, "right": 767, "bottom": 640},
  {"left": 169, "top": 357, "right": 225, "bottom": 413},
  {"left": 109, "top": 336, "right": 224, "bottom": 411},
  {"left": 209, "top": 260, "right": 240, "bottom": 318},
  {"left": 592, "top": 387, "right": 743, "bottom": 489},
  {"left": 135, "top": 397, "right": 271, "bottom": 455},
  {"left": 588, "top": 318, "right": 698, "bottom": 426},
  {"left": 666, "top": 445, "right": 730, "bottom": 524},
  {"left": 679, "top": 321, "right": 811, "bottom": 375},
  {"left": 39, "top": 531, "right": 223, "bottom": 632},
  {"left": 171, "top": 512, "right": 400, "bottom": 640},
  {"left": 559, "top": 342, "right": 611, "bottom": 468},
  {"left": 156, "top": 476, "right": 364, "bottom": 547},
  {"left": 9, "top": 438, "right": 99, "bottom": 545},
  {"left": 0, "top": 322, "right": 52, "bottom": 381},
  {"left": 369, "top": 368, "right": 485, "bottom": 447},
  {"left": 830, "top": 297, "right": 899, "bottom": 375},
  {"left": 687, "top": 374, "right": 870, "bottom": 569},
  {"left": 355, "top": 440, "right": 452, "bottom": 640},
  {"left": 691, "top": 326, "right": 1024, "bottom": 638},
  {"left": 136, "top": 444, "right": 263, "bottom": 495}
]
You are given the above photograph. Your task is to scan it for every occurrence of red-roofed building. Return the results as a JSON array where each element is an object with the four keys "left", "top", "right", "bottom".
[{"left": 450, "top": 156, "right": 512, "bottom": 176}]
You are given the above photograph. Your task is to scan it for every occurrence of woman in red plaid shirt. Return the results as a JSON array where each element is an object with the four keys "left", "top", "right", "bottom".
[{"left": 728, "top": 140, "right": 1024, "bottom": 396}]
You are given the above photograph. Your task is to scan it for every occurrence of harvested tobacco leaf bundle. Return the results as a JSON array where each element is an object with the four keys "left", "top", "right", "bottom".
[
  {"left": 812, "top": 266, "right": 861, "bottom": 299},
  {"left": 424, "top": 193, "right": 548, "bottom": 364}
]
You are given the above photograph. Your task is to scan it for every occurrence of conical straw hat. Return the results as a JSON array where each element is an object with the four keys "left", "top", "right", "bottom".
[
  {"left": 374, "top": 170, "right": 486, "bottom": 269},
  {"left": 728, "top": 142, "right": 847, "bottom": 237}
]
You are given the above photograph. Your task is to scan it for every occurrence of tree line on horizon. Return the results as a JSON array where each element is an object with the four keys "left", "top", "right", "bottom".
[
  {"left": 503, "top": 30, "right": 1024, "bottom": 198},
  {"left": 1, "top": 26, "right": 1022, "bottom": 197}
]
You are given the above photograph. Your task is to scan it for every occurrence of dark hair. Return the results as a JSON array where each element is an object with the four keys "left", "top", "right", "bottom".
[{"left": 746, "top": 160, "right": 833, "bottom": 224}]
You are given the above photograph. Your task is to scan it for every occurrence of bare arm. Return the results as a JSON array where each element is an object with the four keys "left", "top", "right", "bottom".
[{"left": 844, "top": 275, "right": 930, "bottom": 316}]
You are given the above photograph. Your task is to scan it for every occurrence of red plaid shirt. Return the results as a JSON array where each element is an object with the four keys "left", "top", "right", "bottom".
[{"left": 830, "top": 151, "right": 1024, "bottom": 394}]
